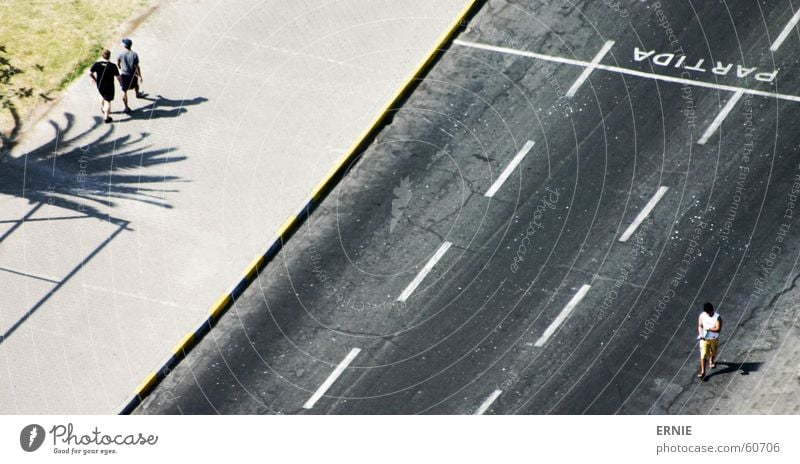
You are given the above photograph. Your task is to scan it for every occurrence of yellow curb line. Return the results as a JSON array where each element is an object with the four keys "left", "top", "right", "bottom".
[{"left": 119, "top": 0, "right": 482, "bottom": 414}]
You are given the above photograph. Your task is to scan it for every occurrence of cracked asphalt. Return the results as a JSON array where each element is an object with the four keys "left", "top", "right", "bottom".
[{"left": 136, "top": 0, "right": 800, "bottom": 415}]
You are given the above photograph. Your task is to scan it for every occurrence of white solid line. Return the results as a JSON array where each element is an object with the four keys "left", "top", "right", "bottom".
[
  {"left": 697, "top": 90, "right": 743, "bottom": 145},
  {"left": 770, "top": 8, "right": 800, "bottom": 51},
  {"left": 534, "top": 284, "right": 592, "bottom": 347},
  {"left": 484, "top": 140, "right": 535, "bottom": 197},
  {"left": 618, "top": 186, "right": 669, "bottom": 242},
  {"left": 397, "top": 241, "right": 452, "bottom": 302},
  {"left": 565, "top": 40, "right": 615, "bottom": 97},
  {"left": 452, "top": 40, "right": 800, "bottom": 103},
  {"left": 474, "top": 389, "right": 503, "bottom": 415},
  {"left": 303, "top": 348, "right": 361, "bottom": 409}
]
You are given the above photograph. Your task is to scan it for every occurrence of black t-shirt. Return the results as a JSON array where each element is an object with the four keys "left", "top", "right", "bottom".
[{"left": 90, "top": 60, "right": 119, "bottom": 93}]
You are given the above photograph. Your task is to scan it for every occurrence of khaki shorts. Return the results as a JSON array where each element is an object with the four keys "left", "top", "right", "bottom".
[{"left": 700, "top": 338, "right": 719, "bottom": 360}]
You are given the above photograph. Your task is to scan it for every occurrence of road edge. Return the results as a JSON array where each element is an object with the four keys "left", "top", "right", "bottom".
[{"left": 118, "top": 0, "right": 484, "bottom": 415}]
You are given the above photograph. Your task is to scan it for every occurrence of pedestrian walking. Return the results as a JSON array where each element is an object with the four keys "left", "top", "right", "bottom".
[
  {"left": 697, "top": 302, "right": 722, "bottom": 378},
  {"left": 117, "top": 38, "right": 144, "bottom": 112},
  {"left": 88, "top": 49, "right": 120, "bottom": 123}
]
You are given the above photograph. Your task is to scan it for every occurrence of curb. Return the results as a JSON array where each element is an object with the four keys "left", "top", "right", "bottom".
[{"left": 118, "top": 0, "right": 484, "bottom": 415}]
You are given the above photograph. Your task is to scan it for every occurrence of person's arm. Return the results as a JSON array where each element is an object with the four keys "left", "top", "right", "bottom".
[
  {"left": 709, "top": 316, "right": 721, "bottom": 334},
  {"left": 136, "top": 64, "right": 143, "bottom": 82},
  {"left": 698, "top": 315, "right": 704, "bottom": 337}
]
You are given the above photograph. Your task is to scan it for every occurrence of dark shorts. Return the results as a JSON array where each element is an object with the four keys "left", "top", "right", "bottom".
[
  {"left": 98, "top": 85, "right": 115, "bottom": 102},
  {"left": 120, "top": 73, "right": 138, "bottom": 91}
]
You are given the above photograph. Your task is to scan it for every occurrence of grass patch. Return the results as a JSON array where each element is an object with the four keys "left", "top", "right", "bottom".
[{"left": 0, "top": 0, "right": 148, "bottom": 135}]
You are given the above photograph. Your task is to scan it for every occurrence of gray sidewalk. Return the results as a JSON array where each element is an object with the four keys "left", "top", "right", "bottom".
[{"left": 0, "top": 0, "right": 468, "bottom": 414}]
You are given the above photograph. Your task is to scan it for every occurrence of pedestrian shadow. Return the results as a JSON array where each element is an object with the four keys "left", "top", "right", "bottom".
[
  {"left": 703, "top": 361, "right": 763, "bottom": 381},
  {"left": 115, "top": 95, "right": 208, "bottom": 122}
]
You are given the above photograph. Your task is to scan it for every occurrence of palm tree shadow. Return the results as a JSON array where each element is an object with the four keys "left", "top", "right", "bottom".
[
  {"left": 0, "top": 111, "right": 188, "bottom": 221},
  {"left": 0, "top": 111, "right": 191, "bottom": 345},
  {"left": 703, "top": 362, "right": 763, "bottom": 381}
]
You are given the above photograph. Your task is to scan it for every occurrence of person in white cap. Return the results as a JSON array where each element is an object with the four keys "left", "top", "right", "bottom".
[
  {"left": 697, "top": 302, "right": 722, "bottom": 378},
  {"left": 117, "top": 38, "right": 144, "bottom": 112}
]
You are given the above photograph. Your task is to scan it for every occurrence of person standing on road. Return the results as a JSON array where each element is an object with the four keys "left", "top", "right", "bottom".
[
  {"left": 697, "top": 302, "right": 722, "bottom": 378},
  {"left": 88, "top": 49, "right": 120, "bottom": 124},
  {"left": 117, "top": 38, "right": 144, "bottom": 112}
]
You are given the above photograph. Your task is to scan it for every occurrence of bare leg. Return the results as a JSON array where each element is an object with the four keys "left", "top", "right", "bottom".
[
  {"left": 122, "top": 91, "right": 130, "bottom": 111},
  {"left": 103, "top": 100, "right": 112, "bottom": 122},
  {"left": 698, "top": 347, "right": 706, "bottom": 377}
]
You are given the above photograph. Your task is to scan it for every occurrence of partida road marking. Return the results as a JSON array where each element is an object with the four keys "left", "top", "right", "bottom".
[
  {"left": 453, "top": 40, "right": 798, "bottom": 102},
  {"left": 633, "top": 48, "right": 779, "bottom": 83}
]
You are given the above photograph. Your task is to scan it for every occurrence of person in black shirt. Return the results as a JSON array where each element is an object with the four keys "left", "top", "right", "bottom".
[{"left": 89, "top": 49, "right": 120, "bottom": 123}]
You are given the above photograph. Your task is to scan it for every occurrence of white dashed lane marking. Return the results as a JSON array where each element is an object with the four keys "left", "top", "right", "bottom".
[
  {"left": 397, "top": 241, "right": 452, "bottom": 302},
  {"left": 303, "top": 348, "right": 361, "bottom": 409},
  {"left": 566, "top": 40, "right": 615, "bottom": 98},
  {"left": 770, "top": 7, "right": 800, "bottom": 51},
  {"left": 534, "top": 284, "right": 592, "bottom": 347},
  {"left": 484, "top": 140, "right": 535, "bottom": 198},
  {"left": 619, "top": 186, "right": 669, "bottom": 243},
  {"left": 697, "top": 91, "right": 744, "bottom": 145},
  {"left": 474, "top": 389, "right": 503, "bottom": 415}
]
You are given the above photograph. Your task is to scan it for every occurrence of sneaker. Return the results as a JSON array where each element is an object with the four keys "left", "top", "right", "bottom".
[{"left": 104, "top": 117, "right": 113, "bottom": 123}]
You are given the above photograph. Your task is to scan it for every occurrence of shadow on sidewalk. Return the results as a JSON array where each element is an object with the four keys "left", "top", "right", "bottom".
[
  {"left": 703, "top": 361, "right": 763, "bottom": 381},
  {"left": 115, "top": 95, "right": 208, "bottom": 122},
  {"left": 0, "top": 110, "right": 191, "bottom": 345},
  {"left": 0, "top": 111, "right": 188, "bottom": 220}
]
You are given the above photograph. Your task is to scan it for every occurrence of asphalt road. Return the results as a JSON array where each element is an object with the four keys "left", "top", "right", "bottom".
[{"left": 136, "top": 0, "right": 800, "bottom": 415}]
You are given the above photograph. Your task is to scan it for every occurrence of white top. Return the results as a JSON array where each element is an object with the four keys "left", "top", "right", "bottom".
[{"left": 700, "top": 312, "right": 720, "bottom": 339}]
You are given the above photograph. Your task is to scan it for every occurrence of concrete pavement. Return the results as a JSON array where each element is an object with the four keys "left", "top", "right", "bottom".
[
  {"left": 0, "top": 0, "right": 470, "bottom": 414},
  {"left": 136, "top": 0, "right": 800, "bottom": 415}
]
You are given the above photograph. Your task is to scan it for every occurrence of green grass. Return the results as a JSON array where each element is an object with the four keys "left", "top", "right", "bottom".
[{"left": 0, "top": 0, "right": 148, "bottom": 134}]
